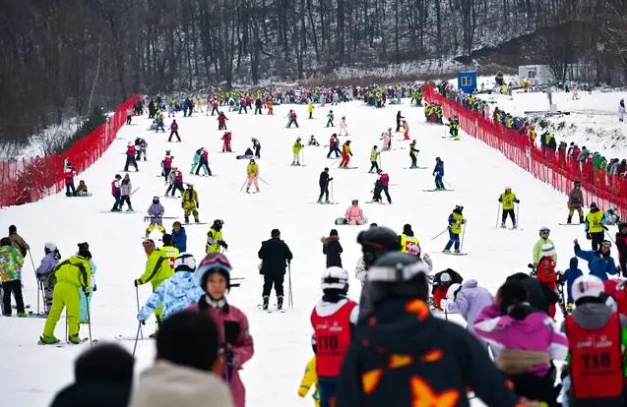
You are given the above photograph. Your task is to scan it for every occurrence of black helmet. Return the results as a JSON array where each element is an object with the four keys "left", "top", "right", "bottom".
[{"left": 357, "top": 226, "right": 401, "bottom": 269}]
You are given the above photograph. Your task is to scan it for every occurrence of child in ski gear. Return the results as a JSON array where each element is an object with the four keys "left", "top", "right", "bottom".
[
  {"left": 574, "top": 239, "right": 618, "bottom": 281},
  {"left": 409, "top": 140, "right": 419, "bottom": 167},
  {"left": 171, "top": 222, "right": 187, "bottom": 253},
  {"left": 165, "top": 168, "right": 184, "bottom": 197},
  {"left": 311, "top": 267, "right": 358, "bottom": 407},
  {"left": 168, "top": 120, "right": 180, "bottom": 142},
  {"left": 326, "top": 110, "right": 334, "bottom": 127},
  {"left": 327, "top": 134, "right": 340, "bottom": 158},
  {"left": 298, "top": 354, "right": 320, "bottom": 407},
  {"left": 258, "top": 229, "right": 293, "bottom": 310},
  {"left": 447, "top": 116, "right": 460, "bottom": 140},
  {"left": 372, "top": 178, "right": 383, "bottom": 203},
  {"left": 246, "top": 159, "right": 260, "bottom": 193},
  {"left": 399, "top": 224, "right": 421, "bottom": 256},
  {"left": 254, "top": 98, "right": 263, "bottom": 115},
  {"left": 532, "top": 227, "right": 556, "bottom": 267},
  {"left": 187, "top": 253, "right": 254, "bottom": 407},
  {"left": 182, "top": 184, "right": 200, "bottom": 224},
  {"left": 585, "top": 202, "right": 606, "bottom": 251},
  {"left": 41, "top": 246, "right": 93, "bottom": 345},
  {"left": 559, "top": 257, "right": 583, "bottom": 309},
  {"left": 442, "top": 280, "right": 494, "bottom": 347},
  {"left": 377, "top": 170, "right": 391, "bottom": 203},
  {"left": 381, "top": 128, "right": 392, "bottom": 150},
  {"left": 0, "top": 237, "right": 25, "bottom": 316},
  {"left": 111, "top": 174, "right": 122, "bottom": 211},
  {"left": 162, "top": 151, "right": 174, "bottom": 180},
  {"left": 402, "top": 120, "right": 410, "bottom": 140},
  {"left": 218, "top": 112, "right": 228, "bottom": 130},
  {"left": 222, "top": 132, "right": 232, "bottom": 152},
  {"left": 431, "top": 268, "right": 463, "bottom": 309},
  {"left": 120, "top": 173, "right": 134, "bottom": 211},
  {"left": 344, "top": 200, "right": 366, "bottom": 225},
  {"left": 76, "top": 242, "right": 97, "bottom": 324},
  {"left": 267, "top": 99, "right": 273, "bottom": 115},
  {"left": 155, "top": 112, "right": 165, "bottom": 132},
  {"left": 124, "top": 143, "right": 139, "bottom": 172},
  {"left": 568, "top": 181, "right": 585, "bottom": 224},
  {"left": 443, "top": 205, "right": 465, "bottom": 254},
  {"left": 76, "top": 180, "right": 88, "bottom": 196},
  {"left": 196, "top": 148, "right": 212, "bottom": 176},
  {"left": 36, "top": 242, "right": 60, "bottom": 314},
  {"left": 206, "top": 220, "right": 227, "bottom": 254},
  {"left": 138, "top": 253, "right": 204, "bottom": 322},
  {"left": 536, "top": 244, "right": 559, "bottom": 317},
  {"left": 134, "top": 239, "right": 173, "bottom": 326},
  {"left": 292, "top": 138, "right": 304, "bottom": 165},
  {"left": 499, "top": 187, "right": 520, "bottom": 228},
  {"left": 308, "top": 102, "right": 314, "bottom": 119},
  {"left": 65, "top": 167, "right": 77, "bottom": 196},
  {"left": 318, "top": 168, "right": 332, "bottom": 203},
  {"left": 308, "top": 135, "right": 319, "bottom": 146},
  {"left": 368, "top": 146, "right": 379, "bottom": 173},
  {"left": 433, "top": 157, "right": 445, "bottom": 190},
  {"left": 338, "top": 117, "right": 348, "bottom": 136},
  {"left": 321, "top": 229, "right": 343, "bottom": 268},
  {"left": 338, "top": 141, "right": 352, "bottom": 168},
  {"left": 161, "top": 234, "right": 180, "bottom": 270},
  {"left": 287, "top": 110, "right": 299, "bottom": 128},
  {"left": 252, "top": 138, "right": 261, "bottom": 158},
  {"left": 146, "top": 196, "right": 166, "bottom": 238}
]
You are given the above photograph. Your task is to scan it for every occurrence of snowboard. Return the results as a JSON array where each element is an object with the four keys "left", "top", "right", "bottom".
[
  {"left": 335, "top": 217, "right": 368, "bottom": 225},
  {"left": 423, "top": 189, "right": 454, "bottom": 192},
  {"left": 442, "top": 252, "right": 468, "bottom": 256}
]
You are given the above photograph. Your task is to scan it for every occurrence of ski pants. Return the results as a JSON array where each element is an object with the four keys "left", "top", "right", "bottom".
[
  {"left": 502, "top": 209, "right": 516, "bottom": 225},
  {"left": 120, "top": 195, "right": 132, "bottom": 210},
  {"left": 444, "top": 230, "right": 460, "bottom": 251},
  {"left": 508, "top": 366, "right": 560, "bottom": 407},
  {"left": 568, "top": 207, "right": 584, "bottom": 221},
  {"left": 66, "top": 182, "right": 76, "bottom": 196},
  {"left": 327, "top": 146, "right": 340, "bottom": 158},
  {"left": 1, "top": 280, "right": 25, "bottom": 315},
  {"left": 219, "top": 123, "right": 227, "bottom": 130},
  {"left": 211, "top": 107, "right": 219, "bottom": 116},
  {"left": 112, "top": 192, "right": 121, "bottom": 211},
  {"left": 396, "top": 121, "right": 402, "bottom": 132},
  {"left": 293, "top": 153, "right": 300, "bottom": 164},
  {"left": 404, "top": 130, "right": 409, "bottom": 140},
  {"left": 164, "top": 167, "right": 171, "bottom": 180},
  {"left": 222, "top": 141, "right": 232, "bottom": 152},
  {"left": 287, "top": 119, "right": 299, "bottom": 128},
  {"left": 247, "top": 176, "right": 259, "bottom": 190},
  {"left": 124, "top": 157, "right": 138, "bottom": 171},
  {"left": 339, "top": 154, "right": 350, "bottom": 167},
  {"left": 79, "top": 290, "right": 93, "bottom": 323},
  {"left": 168, "top": 131, "right": 181, "bottom": 142},
  {"left": 255, "top": 148, "right": 261, "bottom": 159},
  {"left": 369, "top": 161, "right": 380, "bottom": 172},
  {"left": 43, "top": 281, "right": 81, "bottom": 337},
  {"left": 126, "top": 115, "right": 132, "bottom": 125},
  {"left": 309, "top": 112, "right": 313, "bottom": 119},
  {"left": 382, "top": 186, "right": 392, "bottom": 203},
  {"left": 38, "top": 277, "right": 54, "bottom": 313},
  {"left": 255, "top": 106, "right": 262, "bottom": 114},
  {"left": 319, "top": 185, "right": 329, "bottom": 202},
  {"left": 326, "top": 119, "right": 334, "bottom": 127},
  {"left": 183, "top": 202, "right": 199, "bottom": 222},
  {"left": 262, "top": 274, "right": 284, "bottom": 299},
  {"left": 435, "top": 175, "right": 444, "bottom": 189},
  {"left": 196, "top": 160, "right": 211, "bottom": 175},
  {"left": 239, "top": 106, "right": 247, "bottom": 114},
  {"left": 432, "top": 285, "right": 448, "bottom": 309},
  {"left": 166, "top": 182, "right": 184, "bottom": 197},
  {"left": 318, "top": 377, "right": 338, "bottom": 407},
  {"left": 590, "top": 231, "right": 605, "bottom": 251},
  {"left": 410, "top": 153, "right": 417, "bottom": 167}
]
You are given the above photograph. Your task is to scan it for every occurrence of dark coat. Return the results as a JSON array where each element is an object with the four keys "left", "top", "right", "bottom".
[
  {"left": 50, "top": 381, "right": 132, "bottom": 407},
  {"left": 258, "top": 238, "right": 293, "bottom": 277},
  {"left": 321, "top": 235, "right": 343, "bottom": 268},
  {"left": 506, "top": 273, "right": 558, "bottom": 315}
]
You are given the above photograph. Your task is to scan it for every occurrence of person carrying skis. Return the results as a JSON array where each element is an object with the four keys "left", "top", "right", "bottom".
[
  {"left": 327, "top": 134, "right": 340, "bottom": 159},
  {"left": 182, "top": 184, "right": 200, "bottom": 224},
  {"left": 111, "top": 174, "right": 122, "bottom": 212},
  {"left": 377, "top": 169, "right": 391, "bottom": 204},
  {"left": 218, "top": 112, "right": 228, "bottom": 130},
  {"left": 40, "top": 244, "right": 93, "bottom": 344},
  {"left": 443, "top": 205, "right": 465, "bottom": 254},
  {"left": 399, "top": 224, "right": 421, "bottom": 256},
  {"left": 407, "top": 140, "right": 419, "bottom": 168},
  {"left": 499, "top": 187, "right": 520, "bottom": 228},
  {"left": 187, "top": 253, "right": 254, "bottom": 407},
  {"left": 308, "top": 102, "right": 315, "bottom": 119},
  {"left": 258, "top": 229, "right": 293, "bottom": 311},
  {"left": 146, "top": 196, "right": 166, "bottom": 238},
  {"left": 64, "top": 167, "right": 77, "bottom": 196},
  {"left": 338, "top": 140, "right": 352, "bottom": 168},
  {"left": 536, "top": 243, "right": 559, "bottom": 317},
  {"left": 0, "top": 237, "right": 25, "bottom": 317},
  {"left": 368, "top": 146, "right": 379, "bottom": 173},
  {"left": 162, "top": 151, "right": 174, "bottom": 180},
  {"left": 616, "top": 222, "right": 627, "bottom": 277},
  {"left": 35, "top": 242, "right": 61, "bottom": 315},
  {"left": 287, "top": 110, "right": 299, "bottom": 128},
  {"left": 196, "top": 148, "right": 212, "bottom": 176},
  {"left": 585, "top": 202, "right": 606, "bottom": 251},
  {"left": 568, "top": 180, "right": 585, "bottom": 224},
  {"left": 342, "top": 200, "right": 366, "bottom": 225},
  {"left": 171, "top": 221, "right": 187, "bottom": 253},
  {"left": 532, "top": 227, "right": 557, "bottom": 268},
  {"left": 120, "top": 173, "right": 134, "bottom": 212},
  {"left": 222, "top": 132, "right": 232, "bottom": 152},
  {"left": 134, "top": 239, "right": 173, "bottom": 331},
  {"left": 246, "top": 159, "right": 260, "bottom": 193},
  {"left": 560, "top": 274, "right": 627, "bottom": 407},
  {"left": 318, "top": 168, "right": 333, "bottom": 204},
  {"left": 311, "top": 267, "right": 358, "bottom": 407},
  {"left": 433, "top": 157, "right": 445, "bottom": 190},
  {"left": 124, "top": 143, "right": 138, "bottom": 172},
  {"left": 574, "top": 238, "right": 618, "bottom": 281},
  {"left": 252, "top": 138, "right": 261, "bottom": 159},
  {"left": 292, "top": 137, "right": 304, "bottom": 166},
  {"left": 326, "top": 110, "right": 334, "bottom": 127},
  {"left": 168, "top": 120, "right": 180, "bottom": 142},
  {"left": 206, "top": 219, "right": 227, "bottom": 254}
]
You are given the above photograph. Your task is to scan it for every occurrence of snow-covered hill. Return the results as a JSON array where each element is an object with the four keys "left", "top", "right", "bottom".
[{"left": 0, "top": 98, "right": 598, "bottom": 406}]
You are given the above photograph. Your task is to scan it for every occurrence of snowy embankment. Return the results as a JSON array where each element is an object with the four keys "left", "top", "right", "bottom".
[{"left": 0, "top": 98, "right": 595, "bottom": 407}]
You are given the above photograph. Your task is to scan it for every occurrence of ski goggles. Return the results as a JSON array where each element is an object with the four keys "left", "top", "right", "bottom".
[
  {"left": 601, "top": 241, "right": 612, "bottom": 249},
  {"left": 142, "top": 239, "right": 155, "bottom": 248},
  {"left": 198, "top": 253, "right": 232, "bottom": 271}
]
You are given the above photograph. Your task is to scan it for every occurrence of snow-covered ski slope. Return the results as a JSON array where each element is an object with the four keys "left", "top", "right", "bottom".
[{"left": 0, "top": 99, "right": 595, "bottom": 406}]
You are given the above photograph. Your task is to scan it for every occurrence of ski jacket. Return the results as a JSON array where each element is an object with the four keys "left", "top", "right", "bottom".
[
  {"left": 560, "top": 257, "right": 583, "bottom": 303},
  {"left": 111, "top": 180, "right": 121, "bottom": 196},
  {"left": 138, "top": 271, "right": 204, "bottom": 321},
  {"left": 379, "top": 172, "right": 389, "bottom": 187},
  {"left": 127, "top": 145, "right": 136, "bottom": 156},
  {"left": 0, "top": 244, "right": 23, "bottom": 282},
  {"left": 536, "top": 256, "right": 557, "bottom": 284},
  {"left": 53, "top": 255, "right": 92, "bottom": 290},
  {"left": 585, "top": 208, "right": 605, "bottom": 233},
  {"left": 319, "top": 172, "right": 332, "bottom": 187},
  {"left": 399, "top": 234, "right": 420, "bottom": 255},
  {"left": 342, "top": 143, "right": 351, "bottom": 156},
  {"left": 344, "top": 206, "right": 364, "bottom": 222},
  {"left": 121, "top": 179, "right": 132, "bottom": 196},
  {"left": 64, "top": 169, "right": 75, "bottom": 184},
  {"left": 36, "top": 251, "right": 59, "bottom": 278},
  {"left": 172, "top": 227, "right": 187, "bottom": 253},
  {"left": 137, "top": 249, "right": 173, "bottom": 290},
  {"left": 499, "top": 191, "right": 519, "bottom": 210},
  {"left": 206, "top": 229, "right": 223, "bottom": 254},
  {"left": 170, "top": 122, "right": 178, "bottom": 131},
  {"left": 292, "top": 142, "right": 303, "bottom": 154},
  {"left": 164, "top": 156, "right": 173, "bottom": 169},
  {"left": 148, "top": 203, "right": 165, "bottom": 222},
  {"left": 188, "top": 297, "right": 254, "bottom": 407},
  {"left": 128, "top": 360, "right": 234, "bottom": 407},
  {"left": 575, "top": 244, "right": 618, "bottom": 281},
  {"left": 433, "top": 161, "right": 444, "bottom": 177},
  {"left": 475, "top": 303, "right": 568, "bottom": 376},
  {"left": 321, "top": 235, "right": 343, "bottom": 268},
  {"left": 532, "top": 237, "right": 557, "bottom": 266},
  {"left": 336, "top": 298, "right": 521, "bottom": 407},
  {"left": 182, "top": 189, "right": 198, "bottom": 205},
  {"left": 445, "top": 279, "right": 494, "bottom": 334},
  {"left": 175, "top": 171, "right": 183, "bottom": 184},
  {"left": 201, "top": 150, "right": 209, "bottom": 160},
  {"left": 448, "top": 211, "right": 464, "bottom": 234},
  {"left": 329, "top": 137, "right": 336, "bottom": 147},
  {"left": 258, "top": 238, "right": 293, "bottom": 277},
  {"left": 246, "top": 163, "right": 259, "bottom": 177}
]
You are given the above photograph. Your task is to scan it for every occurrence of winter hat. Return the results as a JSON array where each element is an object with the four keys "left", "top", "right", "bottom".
[
  {"left": 271, "top": 229, "right": 281, "bottom": 238},
  {"left": 74, "top": 343, "right": 134, "bottom": 384},
  {"left": 541, "top": 243, "right": 556, "bottom": 258},
  {"left": 403, "top": 224, "right": 413, "bottom": 235},
  {"left": 162, "top": 234, "right": 173, "bottom": 246},
  {"left": 195, "top": 253, "right": 233, "bottom": 289},
  {"left": 497, "top": 280, "right": 528, "bottom": 315},
  {"left": 330, "top": 229, "right": 338, "bottom": 237},
  {"left": 0, "top": 237, "right": 10, "bottom": 247},
  {"left": 8, "top": 225, "right": 16, "bottom": 234}
]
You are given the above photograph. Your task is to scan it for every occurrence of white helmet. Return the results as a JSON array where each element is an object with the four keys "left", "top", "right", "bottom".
[
  {"left": 44, "top": 242, "right": 57, "bottom": 252},
  {"left": 446, "top": 283, "right": 462, "bottom": 302},
  {"left": 541, "top": 243, "right": 556, "bottom": 258},
  {"left": 572, "top": 275, "right": 605, "bottom": 303},
  {"left": 321, "top": 267, "right": 349, "bottom": 292},
  {"left": 174, "top": 253, "right": 196, "bottom": 272},
  {"left": 440, "top": 272, "right": 451, "bottom": 283}
]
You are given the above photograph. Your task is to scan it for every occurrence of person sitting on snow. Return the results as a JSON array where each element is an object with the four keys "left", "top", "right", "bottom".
[
  {"left": 76, "top": 180, "right": 89, "bottom": 196},
  {"left": 344, "top": 199, "right": 366, "bottom": 225},
  {"left": 308, "top": 135, "right": 320, "bottom": 147}
]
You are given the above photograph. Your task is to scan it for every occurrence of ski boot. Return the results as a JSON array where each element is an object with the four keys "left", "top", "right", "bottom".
[
  {"left": 17, "top": 312, "right": 28, "bottom": 318},
  {"left": 579, "top": 216, "right": 584, "bottom": 224},
  {"left": 256, "top": 188, "right": 260, "bottom": 193},
  {"left": 262, "top": 296, "right": 269, "bottom": 311},
  {"left": 324, "top": 200, "right": 330, "bottom": 204},
  {"left": 246, "top": 188, "right": 250, "bottom": 194},
  {"left": 277, "top": 296, "right": 284, "bottom": 311},
  {"left": 454, "top": 249, "right": 461, "bottom": 254},
  {"left": 567, "top": 217, "right": 572, "bottom": 224},
  {"left": 184, "top": 217, "right": 189, "bottom": 224},
  {"left": 443, "top": 249, "right": 451, "bottom": 254},
  {"left": 39, "top": 335, "right": 60, "bottom": 345},
  {"left": 500, "top": 222, "right": 506, "bottom": 228},
  {"left": 68, "top": 335, "right": 81, "bottom": 345},
  {"left": 194, "top": 218, "right": 200, "bottom": 224},
  {"left": 512, "top": 223, "right": 517, "bottom": 229},
  {"left": 317, "top": 199, "right": 322, "bottom": 204}
]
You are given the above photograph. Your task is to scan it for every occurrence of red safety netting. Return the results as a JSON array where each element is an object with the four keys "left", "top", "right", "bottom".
[
  {"left": 424, "top": 85, "right": 627, "bottom": 220},
  {"left": 0, "top": 95, "right": 140, "bottom": 208}
]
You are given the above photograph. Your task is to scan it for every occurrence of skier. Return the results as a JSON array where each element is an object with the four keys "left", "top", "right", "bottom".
[
  {"left": 605, "top": 206, "right": 620, "bottom": 225},
  {"left": 292, "top": 137, "right": 304, "bottom": 166},
  {"left": 327, "top": 134, "right": 340, "bottom": 159},
  {"left": 298, "top": 347, "right": 320, "bottom": 407},
  {"left": 443, "top": 205, "right": 465, "bottom": 254},
  {"left": 190, "top": 148, "right": 201, "bottom": 174},
  {"left": 560, "top": 257, "right": 583, "bottom": 311},
  {"left": 171, "top": 221, "right": 187, "bottom": 253},
  {"left": 64, "top": 167, "right": 77, "bottom": 196},
  {"left": 267, "top": 98, "right": 274, "bottom": 115},
  {"left": 338, "top": 200, "right": 366, "bottom": 225},
  {"left": 338, "top": 117, "right": 348, "bottom": 136},
  {"left": 308, "top": 135, "right": 319, "bottom": 147},
  {"left": 399, "top": 224, "right": 421, "bottom": 256},
  {"left": 287, "top": 110, "right": 299, "bottom": 128},
  {"left": 40, "top": 244, "right": 93, "bottom": 344},
  {"left": 210, "top": 99, "right": 220, "bottom": 115},
  {"left": 258, "top": 229, "right": 293, "bottom": 311},
  {"left": 620, "top": 98, "right": 625, "bottom": 122},
  {"left": 318, "top": 167, "right": 333, "bottom": 204},
  {"left": 195, "top": 148, "right": 212, "bottom": 176},
  {"left": 447, "top": 116, "right": 460, "bottom": 140},
  {"left": 311, "top": 267, "right": 358, "bottom": 407},
  {"left": 218, "top": 112, "right": 228, "bottom": 130},
  {"left": 402, "top": 120, "right": 410, "bottom": 140},
  {"left": 381, "top": 128, "right": 392, "bottom": 150},
  {"left": 371, "top": 178, "right": 383, "bottom": 204},
  {"left": 326, "top": 110, "right": 334, "bottom": 127},
  {"left": 182, "top": 183, "right": 200, "bottom": 224},
  {"left": 499, "top": 187, "right": 520, "bottom": 228},
  {"left": 432, "top": 157, "right": 445, "bottom": 190},
  {"left": 162, "top": 151, "right": 174, "bottom": 180},
  {"left": 0, "top": 237, "right": 26, "bottom": 317},
  {"left": 138, "top": 253, "right": 203, "bottom": 322},
  {"left": 395, "top": 111, "right": 404, "bottom": 132},
  {"left": 567, "top": 180, "right": 585, "bottom": 224},
  {"left": 254, "top": 98, "right": 263, "bottom": 115},
  {"left": 252, "top": 138, "right": 261, "bottom": 159},
  {"left": 126, "top": 107, "right": 133, "bottom": 125},
  {"left": 337, "top": 252, "right": 522, "bottom": 407},
  {"left": 111, "top": 174, "right": 122, "bottom": 212},
  {"left": 246, "top": 159, "right": 260, "bottom": 193},
  {"left": 146, "top": 196, "right": 166, "bottom": 238},
  {"left": 168, "top": 120, "right": 180, "bottom": 142},
  {"left": 377, "top": 169, "right": 391, "bottom": 204},
  {"left": 408, "top": 140, "right": 419, "bottom": 168},
  {"left": 338, "top": 140, "right": 352, "bottom": 168},
  {"left": 222, "top": 132, "right": 232, "bottom": 152},
  {"left": 161, "top": 234, "right": 179, "bottom": 270},
  {"left": 124, "top": 143, "right": 138, "bottom": 172},
  {"left": 137, "top": 138, "right": 148, "bottom": 161},
  {"left": 188, "top": 253, "right": 254, "bottom": 407},
  {"left": 354, "top": 225, "right": 396, "bottom": 286},
  {"left": 119, "top": 173, "right": 134, "bottom": 212},
  {"left": 585, "top": 202, "right": 606, "bottom": 251},
  {"left": 35, "top": 242, "right": 61, "bottom": 315},
  {"left": 574, "top": 238, "right": 618, "bottom": 281},
  {"left": 321, "top": 230, "right": 343, "bottom": 268},
  {"left": 155, "top": 112, "right": 165, "bottom": 132},
  {"left": 206, "top": 219, "right": 227, "bottom": 254},
  {"left": 308, "top": 102, "right": 315, "bottom": 119},
  {"left": 368, "top": 146, "right": 379, "bottom": 173},
  {"left": 165, "top": 167, "right": 184, "bottom": 197},
  {"left": 431, "top": 268, "right": 464, "bottom": 309},
  {"left": 532, "top": 227, "right": 557, "bottom": 267},
  {"left": 536, "top": 243, "right": 559, "bottom": 317},
  {"left": 616, "top": 222, "right": 627, "bottom": 276}
]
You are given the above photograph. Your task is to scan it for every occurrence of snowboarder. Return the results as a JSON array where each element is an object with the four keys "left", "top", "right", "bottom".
[
  {"left": 222, "top": 132, "right": 232, "bottom": 152},
  {"left": 377, "top": 169, "right": 391, "bottom": 204},
  {"left": 119, "top": 173, "right": 134, "bottom": 212},
  {"left": 168, "top": 120, "right": 180, "bottom": 142},
  {"left": 0, "top": 237, "right": 25, "bottom": 317},
  {"left": 181, "top": 183, "right": 200, "bottom": 224},
  {"left": 124, "top": 143, "right": 138, "bottom": 172},
  {"left": 326, "top": 110, "right": 334, "bottom": 127},
  {"left": 292, "top": 137, "right": 304, "bottom": 166},
  {"left": 443, "top": 205, "right": 465, "bottom": 254},
  {"left": 134, "top": 239, "right": 173, "bottom": 331},
  {"left": 338, "top": 140, "right": 352, "bottom": 168},
  {"left": 246, "top": 159, "right": 260, "bottom": 193},
  {"left": 111, "top": 174, "right": 122, "bottom": 211},
  {"left": 433, "top": 157, "right": 445, "bottom": 190},
  {"left": 337, "top": 200, "right": 366, "bottom": 225},
  {"left": 35, "top": 242, "right": 61, "bottom": 315},
  {"left": 206, "top": 219, "right": 227, "bottom": 254},
  {"left": 499, "top": 187, "right": 520, "bottom": 228},
  {"left": 408, "top": 140, "right": 419, "bottom": 168},
  {"left": 327, "top": 134, "right": 340, "bottom": 159},
  {"left": 318, "top": 168, "right": 333, "bottom": 204},
  {"left": 368, "top": 146, "right": 379, "bottom": 173},
  {"left": 258, "top": 229, "right": 293, "bottom": 310},
  {"left": 287, "top": 109, "right": 299, "bottom": 128},
  {"left": 64, "top": 167, "right": 77, "bottom": 196},
  {"left": 146, "top": 196, "right": 166, "bottom": 238},
  {"left": 218, "top": 112, "right": 228, "bottom": 130},
  {"left": 585, "top": 202, "right": 606, "bottom": 251},
  {"left": 195, "top": 148, "right": 212, "bottom": 176},
  {"left": 321, "top": 230, "right": 343, "bottom": 268}
]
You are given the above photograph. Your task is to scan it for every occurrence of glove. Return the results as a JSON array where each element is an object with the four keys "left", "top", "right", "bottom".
[
  {"left": 219, "top": 241, "right": 228, "bottom": 249},
  {"left": 134, "top": 279, "right": 141, "bottom": 287},
  {"left": 440, "top": 299, "right": 449, "bottom": 310},
  {"left": 586, "top": 233, "right": 592, "bottom": 240},
  {"left": 462, "top": 219, "right": 467, "bottom": 224},
  {"left": 196, "top": 202, "right": 199, "bottom": 208},
  {"left": 92, "top": 285, "right": 97, "bottom": 292}
]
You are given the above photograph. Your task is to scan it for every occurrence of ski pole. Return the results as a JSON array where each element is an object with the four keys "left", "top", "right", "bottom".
[
  {"left": 85, "top": 289, "right": 93, "bottom": 346},
  {"left": 132, "top": 322, "right": 142, "bottom": 357},
  {"left": 288, "top": 262, "right": 294, "bottom": 309},
  {"left": 443, "top": 178, "right": 454, "bottom": 190},
  {"left": 258, "top": 176, "right": 269, "bottom": 186},
  {"left": 37, "top": 280, "right": 41, "bottom": 315},
  {"left": 331, "top": 180, "right": 334, "bottom": 202},
  {"left": 495, "top": 202, "right": 501, "bottom": 228},
  {"left": 460, "top": 222, "right": 468, "bottom": 253},
  {"left": 239, "top": 177, "right": 248, "bottom": 192},
  {"left": 431, "top": 227, "right": 449, "bottom": 241},
  {"left": 135, "top": 286, "right": 144, "bottom": 339},
  {"left": 516, "top": 204, "right": 520, "bottom": 228},
  {"left": 28, "top": 251, "right": 36, "bottom": 276}
]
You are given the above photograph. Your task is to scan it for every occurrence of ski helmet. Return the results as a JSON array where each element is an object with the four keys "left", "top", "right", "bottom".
[
  {"left": 153, "top": 196, "right": 160, "bottom": 202},
  {"left": 174, "top": 253, "right": 197, "bottom": 272},
  {"left": 440, "top": 272, "right": 451, "bottom": 284},
  {"left": 195, "top": 253, "right": 232, "bottom": 289},
  {"left": 455, "top": 205, "right": 464, "bottom": 212},
  {"left": 539, "top": 226, "right": 550, "bottom": 236},
  {"left": 446, "top": 283, "right": 462, "bottom": 302},
  {"left": 115, "top": 174, "right": 122, "bottom": 180},
  {"left": 601, "top": 240, "right": 612, "bottom": 251},
  {"left": 186, "top": 183, "right": 194, "bottom": 188},
  {"left": 44, "top": 242, "right": 57, "bottom": 252},
  {"left": 320, "top": 267, "right": 349, "bottom": 293},
  {"left": 357, "top": 226, "right": 401, "bottom": 269},
  {"left": 541, "top": 243, "right": 556, "bottom": 258},
  {"left": 572, "top": 275, "right": 605, "bottom": 304},
  {"left": 213, "top": 219, "right": 224, "bottom": 228}
]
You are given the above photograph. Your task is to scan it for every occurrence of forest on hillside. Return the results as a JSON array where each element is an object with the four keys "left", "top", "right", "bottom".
[{"left": 2, "top": 0, "right": 627, "bottom": 147}]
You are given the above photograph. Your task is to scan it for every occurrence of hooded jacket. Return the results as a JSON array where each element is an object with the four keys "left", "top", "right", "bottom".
[
  {"left": 321, "top": 235, "right": 343, "bottom": 268},
  {"left": 128, "top": 360, "right": 234, "bottom": 407},
  {"left": 336, "top": 298, "right": 521, "bottom": 407},
  {"left": 0, "top": 244, "right": 23, "bottom": 282},
  {"left": 138, "top": 271, "right": 204, "bottom": 321},
  {"left": 258, "top": 238, "right": 293, "bottom": 277},
  {"left": 445, "top": 279, "right": 493, "bottom": 334},
  {"left": 574, "top": 243, "right": 618, "bottom": 281},
  {"left": 560, "top": 257, "right": 583, "bottom": 303}
]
